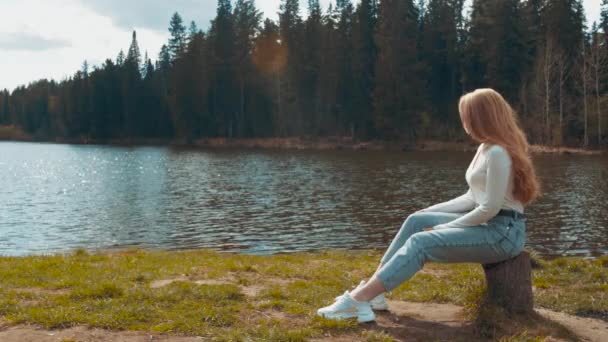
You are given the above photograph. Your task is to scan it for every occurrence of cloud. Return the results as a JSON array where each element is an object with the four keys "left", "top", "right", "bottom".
[
  {"left": 0, "top": 32, "right": 71, "bottom": 51},
  {"left": 80, "top": 0, "right": 217, "bottom": 32}
]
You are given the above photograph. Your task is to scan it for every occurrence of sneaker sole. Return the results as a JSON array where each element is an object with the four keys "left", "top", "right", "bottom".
[
  {"left": 371, "top": 304, "right": 389, "bottom": 311},
  {"left": 317, "top": 311, "right": 376, "bottom": 323},
  {"left": 357, "top": 312, "right": 376, "bottom": 323}
]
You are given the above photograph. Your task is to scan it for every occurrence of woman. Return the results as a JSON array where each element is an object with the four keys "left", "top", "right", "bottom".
[{"left": 317, "top": 88, "right": 541, "bottom": 323}]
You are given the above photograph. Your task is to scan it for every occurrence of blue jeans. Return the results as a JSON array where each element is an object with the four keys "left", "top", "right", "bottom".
[{"left": 376, "top": 211, "right": 527, "bottom": 292}]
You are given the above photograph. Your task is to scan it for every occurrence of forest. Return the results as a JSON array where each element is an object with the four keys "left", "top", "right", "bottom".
[{"left": 0, "top": 0, "right": 607, "bottom": 147}]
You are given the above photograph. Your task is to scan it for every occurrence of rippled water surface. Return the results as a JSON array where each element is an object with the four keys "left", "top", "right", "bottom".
[{"left": 1, "top": 142, "right": 606, "bottom": 257}]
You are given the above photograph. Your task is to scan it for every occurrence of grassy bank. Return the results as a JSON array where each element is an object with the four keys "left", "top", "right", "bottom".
[{"left": 0, "top": 249, "right": 605, "bottom": 341}]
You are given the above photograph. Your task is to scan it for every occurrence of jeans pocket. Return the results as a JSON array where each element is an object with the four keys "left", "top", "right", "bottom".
[
  {"left": 495, "top": 218, "right": 519, "bottom": 256},
  {"left": 497, "top": 235, "right": 518, "bottom": 256}
]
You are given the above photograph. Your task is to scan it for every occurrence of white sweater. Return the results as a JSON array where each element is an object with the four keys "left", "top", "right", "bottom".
[{"left": 424, "top": 143, "right": 525, "bottom": 230}]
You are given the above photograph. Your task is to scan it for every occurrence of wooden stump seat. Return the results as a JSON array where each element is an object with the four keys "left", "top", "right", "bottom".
[{"left": 481, "top": 251, "right": 534, "bottom": 315}]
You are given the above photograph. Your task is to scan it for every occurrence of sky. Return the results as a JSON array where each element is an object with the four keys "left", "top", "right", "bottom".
[{"left": 0, "top": 0, "right": 603, "bottom": 91}]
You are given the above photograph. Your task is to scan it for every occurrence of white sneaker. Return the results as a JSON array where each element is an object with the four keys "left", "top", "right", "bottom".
[
  {"left": 350, "top": 280, "right": 389, "bottom": 311},
  {"left": 317, "top": 290, "right": 375, "bottom": 322}
]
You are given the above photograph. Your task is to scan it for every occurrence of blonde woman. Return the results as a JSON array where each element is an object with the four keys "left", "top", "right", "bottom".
[{"left": 317, "top": 88, "right": 541, "bottom": 322}]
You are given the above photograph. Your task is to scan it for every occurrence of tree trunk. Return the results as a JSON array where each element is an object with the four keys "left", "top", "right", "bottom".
[
  {"left": 596, "top": 63, "right": 601, "bottom": 147},
  {"left": 582, "top": 38, "right": 588, "bottom": 147},
  {"left": 544, "top": 42, "right": 551, "bottom": 145},
  {"left": 482, "top": 251, "right": 534, "bottom": 315},
  {"left": 559, "top": 66, "right": 563, "bottom": 146}
]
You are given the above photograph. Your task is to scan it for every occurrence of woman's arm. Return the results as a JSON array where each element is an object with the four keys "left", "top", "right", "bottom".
[
  {"left": 432, "top": 145, "right": 511, "bottom": 229},
  {"left": 419, "top": 188, "right": 476, "bottom": 213}
]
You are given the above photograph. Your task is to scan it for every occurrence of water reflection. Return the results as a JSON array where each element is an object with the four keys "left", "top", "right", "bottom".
[{"left": 0, "top": 142, "right": 606, "bottom": 257}]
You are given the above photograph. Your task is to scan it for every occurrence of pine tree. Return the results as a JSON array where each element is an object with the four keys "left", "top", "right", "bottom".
[
  {"left": 302, "top": 0, "right": 323, "bottom": 134},
  {"left": 335, "top": 0, "right": 355, "bottom": 135},
  {"left": 252, "top": 19, "right": 283, "bottom": 136},
  {"left": 421, "top": 0, "right": 463, "bottom": 127},
  {"left": 2, "top": 0, "right": 599, "bottom": 146},
  {"left": 209, "top": 0, "right": 237, "bottom": 137},
  {"left": 189, "top": 21, "right": 199, "bottom": 38},
  {"left": 141, "top": 51, "right": 150, "bottom": 78},
  {"left": 234, "top": 0, "right": 262, "bottom": 137},
  {"left": 116, "top": 50, "right": 125, "bottom": 66},
  {"left": 462, "top": 0, "right": 487, "bottom": 90},
  {"left": 82, "top": 60, "right": 89, "bottom": 78},
  {"left": 144, "top": 57, "right": 154, "bottom": 80},
  {"left": 373, "top": 0, "right": 424, "bottom": 140},
  {"left": 279, "top": 0, "right": 301, "bottom": 43},
  {"left": 519, "top": 0, "right": 543, "bottom": 118},
  {"left": 601, "top": 0, "right": 608, "bottom": 38},
  {"left": 168, "top": 12, "right": 187, "bottom": 62},
  {"left": 490, "top": 0, "right": 527, "bottom": 101},
  {"left": 171, "top": 28, "right": 209, "bottom": 141},
  {"left": 156, "top": 44, "right": 171, "bottom": 116},
  {"left": 278, "top": 0, "right": 304, "bottom": 135},
  {"left": 317, "top": 3, "right": 340, "bottom": 134},
  {"left": 120, "top": 31, "right": 144, "bottom": 137},
  {"left": 0, "top": 90, "right": 10, "bottom": 125},
  {"left": 351, "top": 0, "right": 377, "bottom": 138},
  {"left": 158, "top": 45, "right": 171, "bottom": 71},
  {"left": 126, "top": 30, "right": 142, "bottom": 78}
]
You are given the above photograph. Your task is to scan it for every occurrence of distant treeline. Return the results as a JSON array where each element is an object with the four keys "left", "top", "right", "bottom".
[{"left": 0, "top": 0, "right": 607, "bottom": 147}]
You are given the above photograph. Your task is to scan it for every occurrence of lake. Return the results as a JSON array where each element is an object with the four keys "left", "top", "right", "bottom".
[{"left": 1, "top": 142, "right": 606, "bottom": 257}]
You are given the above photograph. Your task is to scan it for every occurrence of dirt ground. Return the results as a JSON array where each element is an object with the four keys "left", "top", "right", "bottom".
[{"left": 1, "top": 299, "right": 606, "bottom": 342}]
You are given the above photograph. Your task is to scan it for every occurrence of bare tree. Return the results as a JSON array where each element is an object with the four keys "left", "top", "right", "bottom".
[
  {"left": 582, "top": 36, "right": 590, "bottom": 147},
  {"left": 539, "top": 34, "right": 559, "bottom": 145},
  {"left": 590, "top": 28, "right": 608, "bottom": 146},
  {"left": 555, "top": 48, "right": 570, "bottom": 146}
]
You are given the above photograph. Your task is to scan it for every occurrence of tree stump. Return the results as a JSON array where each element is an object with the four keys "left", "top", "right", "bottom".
[{"left": 482, "top": 251, "right": 533, "bottom": 315}]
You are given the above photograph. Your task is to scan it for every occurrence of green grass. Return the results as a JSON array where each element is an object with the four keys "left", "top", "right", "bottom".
[{"left": 0, "top": 248, "right": 605, "bottom": 341}]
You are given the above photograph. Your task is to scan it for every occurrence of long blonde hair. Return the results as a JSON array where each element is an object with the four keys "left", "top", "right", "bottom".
[{"left": 459, "top": 88, "right": 540, "bottom": 204}]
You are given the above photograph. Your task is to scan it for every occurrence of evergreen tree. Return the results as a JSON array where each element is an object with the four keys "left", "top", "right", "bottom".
[
  {"left": 171, "top": 30, "right": 209, "bottom": 141},
  {"left": 1, "top": 1, "right": 602, "bottom": 148},
  {"left": 233, "top": 0, "right": 262, "bottom": 137},
  {"left": 141, "top": 51, "right": 150, "bottom": 78},
  {"left": 116, "top": 50, "right": 125, "bottom": 66},
  {"left": 351, "top": 0, "right": 378, "bottom": 138},
  {"left": 158, "top": 45, "right": 171, "bottom": 71},
  {"left": 209, "top": 0, "right": 237, "bottom": 137},
  {"left": 373, "top": 0, "right": 424, "bottom": 140},
  {"left": 335, "top": 0, "right": 355, "bottom": 135},
  {"left": 168, "top": 12, "right": 187, "bottom": 61},
  {"left": 518, "top": 0, "right": 543, "bottom": 120},
  {"left": 302, "top": 0, "right": 323, "bottom": 134},
  {"left": 126, "top": 30, "right": 142, "bottom": 77},
  {"left": 488, "top": 0, "right": 527, "bottom": 101},
  {"left": 156, "top": 43, "right": 171, "bottom": 120},
  {"left": 122, "top": 30, "right": 143, "bottom": 137},
  {"left": 601, "top": 0, "right": 608, "bottom": 38},
  {"left": 82, "top": 60, "right": 89, "bottom": 78},
  {"left": 0, "top": 90, "right": 10, "bottom": 125},
  {"left": 317, "top": 3, "right": 341, "bottom": 134},
  {"left": 279, "top": 0, "right": 303, "bottom": 135},
  {"left": 189, "top": 21, "right": 200, "bottom": 38},
  {"left": 421, "top": 0, "right": 463, "bottom": 128},
  {"left": 252, "top": 19, "right": 283, "bottom": 136}
]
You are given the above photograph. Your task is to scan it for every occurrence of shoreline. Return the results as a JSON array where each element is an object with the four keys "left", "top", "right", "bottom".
[{"left": 0, "top": 126, "right": 604, "bottom": 154}]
